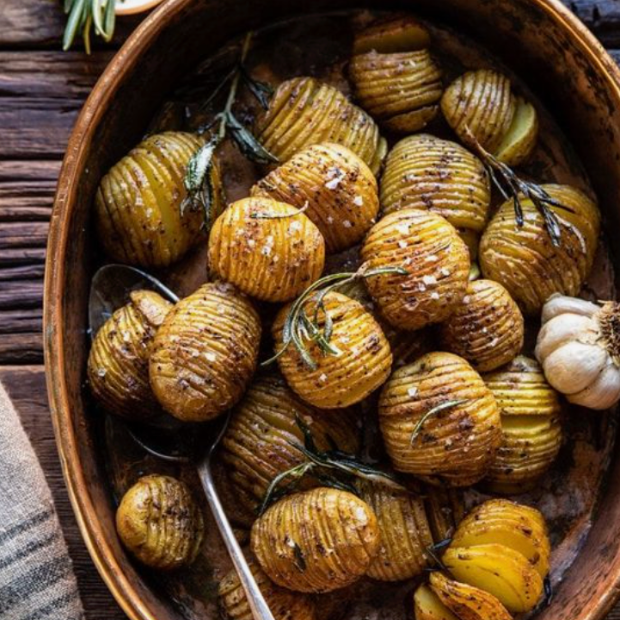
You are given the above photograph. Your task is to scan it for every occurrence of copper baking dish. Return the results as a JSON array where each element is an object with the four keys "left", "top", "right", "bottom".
[{"left": 44, "top": 1, "right": 620, "bottom": 619}]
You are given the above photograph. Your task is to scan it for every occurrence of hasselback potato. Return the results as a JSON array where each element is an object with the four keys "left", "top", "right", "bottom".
[
  {"left": 361, "top": 209, "right": 470, "bottom": 330},
  {"left": 149, "top": 282, "right": 261, "bottom": 421},
  {"left": 444, "top": 499, "right": 549, "bottom": 613},
  {"left": 349, "top": 48, "right": 443, "bottom": 133},
  {"left": 479, "top": 184, "right": 600, "bottom": 315},
  {"left": 380, "top": 135, "right": 490, "bottom": 257},
  {"left": 219, "top": 374, "right": 359, "bottom": 515},
  {"left": 219, "top": 561, "right": 316, "bottom": 620},
  {"left": 357, "top": 480, "right": 433, "bottom": 581},
  {"left": 428, "top": 573, "right": 512, "bottom": 620},
  {"left": 424, "top": 486, "right": 465, "bottom": 543},
  {"left": 88, "top": 290, "right": 172, "bottom": 420},
  {"left": 414, "top": 583, "right": 459, "bottom": 620},
  {"left": 379, "top": 352, "right": 501, "bottom": 486},
  {"left": 251, "top": 487, "right": 380, "bottom": 593},
  {"left": 483, "top": 356, "right": 562, "bottom": 493},
  {"left": 440, "top": 279, "right": 524, "bottom": 372},
  {"left": 256, "top": 77, "right": 387, "bottom": 174},
  {"left": 208, "top": 197, "right": 325, "bottom": 302},
  {"left": 251, "top": 142, "right": 379, "bottom": 253},
  {"left": 441, "top": 70, "right": 538, "bottom": 166},
  {"left": 353, "top": 14, "right": 431, "bottom": 55},
  {"left": 96, "top": 131, "right": 223, "bottom": 267},
  {"left": 273, "top": 291, "right": 392, "bottom": 408},
  {"left": 116, "top": 475, "right": 204, "bottom": 570}
]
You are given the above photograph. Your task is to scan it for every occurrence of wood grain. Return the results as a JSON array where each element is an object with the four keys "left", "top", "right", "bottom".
[{"left": 1, "top": 0, "right": 620, "bottom": 618}]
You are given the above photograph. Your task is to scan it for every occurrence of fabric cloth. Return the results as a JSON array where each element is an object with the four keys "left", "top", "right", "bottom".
[{"left": 0, "top": 381, "right": 85, "bottom": 620}]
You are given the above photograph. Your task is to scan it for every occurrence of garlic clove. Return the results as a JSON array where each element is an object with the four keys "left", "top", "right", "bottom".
[
  {"left": 568, "top": 362, "right": 620, "bottom": 410},
  {"left": 542, "top": 342, "right": 608, "bottom": 395},
  {"left": 535, "top": 313, "right": 598, "bottom": 362},
  {"left": 541, "top": 294, "right": 600, "bottom": 324}
]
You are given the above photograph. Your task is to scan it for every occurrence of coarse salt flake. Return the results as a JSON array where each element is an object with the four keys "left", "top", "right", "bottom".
[
  {"left": 289, "top": 220, "right": 303, "bottom": 233},
  {"left": 398, "top": 240, "right": 408, "bottom": 249},
  {"left": 353, "top": 195, "right": 364, "bottom": 206},
  {"left": 319, "top": 373, "right": 328, "bottom": 383},
  {"left": 206, "top": 352, "right": 217, "bottom": 362},
  {"left": 343, "top": 220, "right": 353, "bottom": 229},
  {"left": 396, "top": 223, "right": 410, "bottom": 235},
  {"left": 408, "top": 386, "right": 418, "bottom": 398},
  {"left": 431, "top": 292, "right": 440, "bottom": 300},
  {"left": 422, "top": 275, "right": 437, "bottom": 285}
]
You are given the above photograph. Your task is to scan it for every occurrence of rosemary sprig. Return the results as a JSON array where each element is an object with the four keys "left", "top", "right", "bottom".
[
  {"left": 462, "top": 126, "right": 573, "bottom": 247},
  {"left": 424, "top": 539, "right": 451, "bottom": 571},
  {"left": 63, "top": 0, "right": 116, "bottom": 53},
  {"left": 411, "top": 400, "right": 470, "bottom": 445},
  {"left": 258, "top": 415, "right": 406, "bottom": 515},
  {"left": 181, "top": 32, "right": 278, "bottom": 226},
  {"left": 262, "top": 264, "right": 408, "bottom": 370}
]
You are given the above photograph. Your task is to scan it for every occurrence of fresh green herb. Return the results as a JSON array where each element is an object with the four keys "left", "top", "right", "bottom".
[
  {"left": 410, "top": 399, "right": 470, "bottom": 445},
  {"left": 262, "top": 264, "right": 408, "bottom": 370},
  {"left": 181, "top": 31, "right": 278, "bottom": 225},
  {"left": 63, "top": 0, "right": 116, "bottom": 53},
  {"left": 463, "top": 126, "right": 573, "bottom": 247}
]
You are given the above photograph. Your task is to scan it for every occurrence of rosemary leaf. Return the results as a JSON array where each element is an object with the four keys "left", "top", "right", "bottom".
[
  {"left": 258, "top": 461, "right": 314, "bottom": 515},
  {"left": 226, "top": 112, "right": 279, "bottom": 164},
  {"left": 410, "top": 399, "right": 469, "bottom": 445},
  {"left": 242, "top": 68, "right": 274, "bottom": 110},
  {"left": 181, "top": 139, "right": 219, "bottom": 224}
]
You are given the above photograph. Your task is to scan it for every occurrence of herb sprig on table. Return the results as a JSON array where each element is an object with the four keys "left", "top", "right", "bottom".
[{"left": 62, "top": 0, "right": 117, "bottom": 53}]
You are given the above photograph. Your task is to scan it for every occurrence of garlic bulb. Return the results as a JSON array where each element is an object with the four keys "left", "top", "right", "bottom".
[{"left": 535, "top": 294, "right": 620, "bottom": 410}]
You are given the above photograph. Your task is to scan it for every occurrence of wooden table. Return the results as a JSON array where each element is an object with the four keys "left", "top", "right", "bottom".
[{"left": 1, "top": 1, "right": 620, "bottom": 617}]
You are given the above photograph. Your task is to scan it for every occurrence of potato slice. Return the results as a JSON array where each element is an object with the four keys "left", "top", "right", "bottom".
[
  {"left": 354, "top": 15, "right": 431, "bottom": 54},
  {"left": 495, "top": 97, "right": 539, "bottom": 166},
  {"left": 414, "top": 583, "right": 459, "bottom": 620},
  {"left": 429, "top": 572, "right": 512, "bottom": 620},
  {"left": 443, "top": 544, "right": 544, "bottom": 613}
]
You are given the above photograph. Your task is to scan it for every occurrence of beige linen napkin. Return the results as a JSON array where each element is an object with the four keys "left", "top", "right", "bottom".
[{"left": 0, "top": 381, "right": 85, "bottom": 620}]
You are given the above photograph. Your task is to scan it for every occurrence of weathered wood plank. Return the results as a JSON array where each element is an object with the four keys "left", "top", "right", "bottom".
[
  {"left": 0, "top": 366, "right": 126, "bottom": 620},
  {"left": 0, "top": 333, "right": 43, "bottom": 364}
]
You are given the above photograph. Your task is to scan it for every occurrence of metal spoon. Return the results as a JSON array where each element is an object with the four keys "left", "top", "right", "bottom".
[{"left": 90, "top": 264, "right": 276, "bottom": 620}]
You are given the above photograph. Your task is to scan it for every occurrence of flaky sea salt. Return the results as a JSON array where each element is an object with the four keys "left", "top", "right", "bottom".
[
  {"left": 422, "top": 275, "right": 437, "bottom": 285},
  {"left": 206, "top": 352, "right": 217, "bottom": 362},
  {"left": 408, "top": 386, "right": 418, "bottom": 398},
  {"left": 289, "top": 220, "right": 303, "bottom": 233},
  {"left": 353, "top": 195, "right": 364, "bottom": 206},
  {"left": 396, "top": 222, "right": 410, "bottom": 235},
  {"left": 343, "top": 220, "right": 353, "bottom": 228},
  {"left": 319, "top": 373, "right": 328, "bottom": 383},
  {"left": 398, "top": 240, "right": 408, "bottom": 248}
]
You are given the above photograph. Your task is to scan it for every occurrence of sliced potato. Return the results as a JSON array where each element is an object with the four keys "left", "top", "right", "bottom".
[
  {"left": 353, "top": 15, "right": 431, "bottom": 54},
  {"left": 443, "top": 544, "right": 544, "bottom": 613},
  {"left": 429, "top": 572, "right": 512, "bottom": 620},
  {"left": 495, "top": 97, "right": 539, "bottom": 166},
  {"left": 414, "top": 583, "right": 459, "bottom": 620}
]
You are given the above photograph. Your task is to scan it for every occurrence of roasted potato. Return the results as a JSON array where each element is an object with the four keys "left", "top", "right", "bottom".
[
  {"left": 380, "top": 134, "right": 490, "bottom": 257},
  {"left": 357, "top": 480, "right": 434, "bottom": 581},
  {"left": 219, "top": 561, "right": 316, "bottom": 620},
  {"left": 87, "top": 290, "right": 172, "bottom": 420},
  {"left": 379, "top": 352, "right": 502, "bottom": 486},
  {"left": 251, "top": 142, "right": 379, "bottom": 253},
  {"left": 116, "top": 475, "right": 203, "bottom": 570},
  {"left": 219, "top": 374, "right": 360, "bottom": 515},
  {"left": 208, "top": 197, "right": 325, "bottom": 302},
  {"left": 149, "top": 282, "right": 261, "bottom": 421},
  {"left": 360, "top": 210, "right": 470, "bottom": 330},
  {"left": 257, "top": 77, "right": 387, "bottom": 174},
  {"left": 251, "top": 487, "right": 380, "bottom": 593},
  {"left": 424, "top": 486, "right": 465, "bottom": 544},
  {"left": 479, "top": 184, "right": 600, "bottom": 315},
  {"left": 483, "top": 356, "right": 562, "bottom": 493},
  {"left": 429, "top": 573, "right": 512, "bottom": 620},
  {"left": 444, "top": 499, "right": 549, "bottom": 613},
  {"left": 349, "top": 49, "right": 442, "bottom": 133},
  {"left": 441, "top": 70, "right": 538, "bottom": 166},
  {"left": 353, "top": 14, "right": 431, "bottom": 54},
  {"left": 273, "top": 291, "right": 392, "bottom": 408},
  {"left": 440, "top": 279, "right": 524, "bottom": 372},
  {"left": 95, "top": 131, "right": 223, "bottom": 267},
  {"left": 414, "top": 583, "right": 459, "bottom": 620}
]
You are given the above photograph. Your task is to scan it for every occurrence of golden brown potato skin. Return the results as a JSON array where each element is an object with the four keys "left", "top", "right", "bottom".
[
  {"left": 429, "top": 573, "right": 512, "bottom": 620},
  {"left": 357, "top": 480, "right": 433, "bottom": 581},
  {"left": 257, "top": 77, "right": 387, "bottom": 175},
  {"left": 353, "top": 15, "right": 431, "bottom": 54},
  {"left": 483, "top": 356, "right": 562, "bottom": 493},
  {"left": 95, "top": 131, "right": 223, "bottom": 267},
  {"left": 208, "top": 197, "right": 325, "bottom": 302},
  {"left": 440, "top": 279, "right": 524, "bottom": 372},
  {"left": 116, "top": 475, "right": 203, "bottom": 570},
  {"left": 219, "top": 561, "right": 316, "bottom": 620},
  {"left": 251, "top": 487, "right": 380, "bottom": 593},
  {"left": 273, "top": 291, "right": 392, "bottom": 408},
  {"left": 149, "top": 282, "right": 261, "bottom": 421},
  {"left": 479, "top": 184, "right": 600, "bottom": 315},
  {"left": 414, "top": 583, "right": 459, "bottom": 620},
  {"left": 219, "top": 374, "right": 360, "bottom": 515},
  {"left": 360, "top": 209, "right": 470, "bottom": 330},
  {"left": 380, "top": 134, "right": 490, "bottom": 256},
  {"left": 441, "top": 70, "right": 516, "bottom": 154},
  {"left": 379, "top": 352, "right": 501, "bottom": 486},
  {"left": 251, "top": 142, "right": 379, "bottom": 253},
  {"left": 349, "top": 49, "right": 442, "bottom": 133},
  {"left": 87, "top": 290, "right": 172, "bottom": 420}
]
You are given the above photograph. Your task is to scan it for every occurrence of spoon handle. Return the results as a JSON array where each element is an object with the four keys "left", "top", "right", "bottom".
[{"left": 197, "top": 459, "right": 277, "bottom": 620}]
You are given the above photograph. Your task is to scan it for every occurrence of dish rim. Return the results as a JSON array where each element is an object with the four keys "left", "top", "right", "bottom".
[{"left": 43, "top": 1, "right": 620, "bottom": 619}]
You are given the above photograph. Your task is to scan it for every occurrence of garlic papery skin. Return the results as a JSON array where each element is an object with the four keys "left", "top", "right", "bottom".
[{"left": 535, "top": 295, "right": 620, "bottom": 410}]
